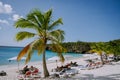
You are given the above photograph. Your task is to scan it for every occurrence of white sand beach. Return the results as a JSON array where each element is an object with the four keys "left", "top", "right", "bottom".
[{"left": 0, "top": 56, "right": 120, "bottom": 80}]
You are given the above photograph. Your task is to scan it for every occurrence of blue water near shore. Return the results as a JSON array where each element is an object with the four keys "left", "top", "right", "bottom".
[{"left": 0, "top": 47, "right": 83, "bottom": 66}]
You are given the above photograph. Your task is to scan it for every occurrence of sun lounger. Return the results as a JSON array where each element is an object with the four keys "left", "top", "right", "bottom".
[
  {"left": 17, "top": 69, "right": 41, "bottom": 80},
  {"left": 59, "top": 68, "right": 78, "bottom": 78},
  {"left": 78, "top": 64, "right": 89, "bottom": 70},
  {"left": 59, "top": 73, "right": 69, "bottom": 78},
  {"left": 65, "top": 69, "right": 78, "bottom": 77}
]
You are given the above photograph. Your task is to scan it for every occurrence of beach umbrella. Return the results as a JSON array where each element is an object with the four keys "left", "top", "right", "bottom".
[{"left": 7, "top": 56, "right": 26, "bottom": 70}]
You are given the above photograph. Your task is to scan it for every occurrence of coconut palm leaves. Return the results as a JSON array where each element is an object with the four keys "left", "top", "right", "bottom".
[
  {"left": 90, "top": 42, "right": 105, "bottom": 65},
  {"left": 16, "top": 31, "right": 36, "bottom": 41},
  {"left": 14, "top": 9, "right": 65, "bottom": 77}
]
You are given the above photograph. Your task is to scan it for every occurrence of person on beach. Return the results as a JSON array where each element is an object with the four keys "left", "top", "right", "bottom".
[
  {"left": 23, "top": 65, "right": 29, "bottom": 74},
  {"left": 30, "top": 66, "right": 34, "bottom": 71}
]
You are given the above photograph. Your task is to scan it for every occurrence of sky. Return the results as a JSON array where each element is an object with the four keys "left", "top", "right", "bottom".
[{"left": 0, "top": 0, "right": 120, "bottom": 47}]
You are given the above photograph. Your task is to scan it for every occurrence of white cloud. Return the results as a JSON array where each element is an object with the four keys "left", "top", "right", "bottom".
[
  {"left": 0, "top": 1, "right": 13, "bottom": 14},
  {"left": 0, "top": 19, "right": 9, "bottom": 25},
  {"left": 12, "top": 14, "right": 23, "bottom": 21}
]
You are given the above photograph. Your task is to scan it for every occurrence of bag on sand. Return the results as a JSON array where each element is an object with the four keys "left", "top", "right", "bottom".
[{"left": 0, "top": 71, "right": 7, "bottom": 76}]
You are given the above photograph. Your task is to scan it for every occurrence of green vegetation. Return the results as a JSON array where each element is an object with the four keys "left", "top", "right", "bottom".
[
  {"left": 105, "top": 39, "right": 120, "bottom": 61},
  {"left": 14, "top": 9, "right": 66, "bottom": 77},
  {"left": 47, "top": 41, "right": 91, "bottom": 53},
  {"left": 47, "top": 39, "right": 120, "bottom": 56}
]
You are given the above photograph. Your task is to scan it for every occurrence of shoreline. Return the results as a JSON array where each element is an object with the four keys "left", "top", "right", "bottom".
[{"left": 0, "top": 55, "right": 84, "bottom": 67}]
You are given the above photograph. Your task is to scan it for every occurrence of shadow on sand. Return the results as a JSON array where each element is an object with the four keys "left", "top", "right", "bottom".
[{"left": 70, "top": 73, "right": 120, "bottom": 80}]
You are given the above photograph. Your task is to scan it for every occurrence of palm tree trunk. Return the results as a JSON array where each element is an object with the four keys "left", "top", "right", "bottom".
[
  {"left": 104, "top": 53, "right": 108, "bottom": 60},
  {"left": 100, "top": 53, "right": 104, "bottom": 65},
  {"left": 43, "top": 47, "right": 49, "bottom": 77}
]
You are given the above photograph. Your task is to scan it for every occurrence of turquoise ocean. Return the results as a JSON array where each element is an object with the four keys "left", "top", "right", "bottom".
[{"left": 0, "top": 47, "right": 83, "bottom": 66}]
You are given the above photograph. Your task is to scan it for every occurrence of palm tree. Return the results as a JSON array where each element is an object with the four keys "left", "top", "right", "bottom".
[
  {"left": 90, "top": 42, "right": 105, "bottom": 65},
  {"left": 14, "top": 9, "right": 66, "bottom": 77}
]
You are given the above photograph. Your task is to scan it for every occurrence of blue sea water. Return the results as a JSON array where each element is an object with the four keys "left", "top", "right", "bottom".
[{"left": 0, "top": 47, "right": 83, "bottom": 66}]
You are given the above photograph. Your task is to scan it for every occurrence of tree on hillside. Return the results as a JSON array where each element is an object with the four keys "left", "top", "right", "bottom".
[
  {"left": 61, "top": 42, "right": 91, "bottom": 53},
  {"left": 14, "top": 9, "right": 66, "bottom": 77}
]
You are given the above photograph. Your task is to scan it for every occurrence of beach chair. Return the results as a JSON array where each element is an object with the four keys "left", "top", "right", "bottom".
[
  {"left": 23, "top": 71, "right": 34, "bottom": 80},
  {"left": 78, "top": 64, "right": 89, "bottom": 70},
  {"left": 31, "top": 68, "right": 41, "bottom": 79},
  {"left": 66, "top": 69, "right": 78, "bottom": 77},
  {"left": 17, "top": 74, "right": 24, "bottom": 80},
  {"left": 95, "top": 61, "right": 103, "bottom": 68}
]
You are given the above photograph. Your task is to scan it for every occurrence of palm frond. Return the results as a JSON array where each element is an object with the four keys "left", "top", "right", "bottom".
[
  {"left": 16, "top": 31, "right": 36, "bottom": 41},
  {"left": 27, "top": 9, "right": 44, "bottom": 27},
  {"left": 58, "top": 53, "right": 65, "bottom": 62},
  {"left": 14, "top": 18, "right": 37, "bottom": 29},
  {"left": 48, "top": 18, "right": 63, "bottom": 30},
  {"left": 25, "top": 46, "right": 34, "bottom": 64},
  {"left": 14, "top": 17, "right": 42, "bottom": 33},
  {"left": 48, "top": 29, "right": 65, "bottom": 42},
  {"left": 43, "top": 9, "right": 52, "bottom": 29},
  {"left": 31, "top": 39, "right": 45, "bottom": 55},
  {"left": 51, "top": 43, "right": 67, "bottom": 62},
  {"left": 17, "top": 44, "right": 31, "bottom": 61}
]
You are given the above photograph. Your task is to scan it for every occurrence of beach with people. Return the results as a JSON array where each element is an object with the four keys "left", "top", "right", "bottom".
[
  {"left": 0, "top": 0, "right": 120, "bottom": 80},
  {"left": 0, "top": 54, "right": 120, "bottom": 80}
]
